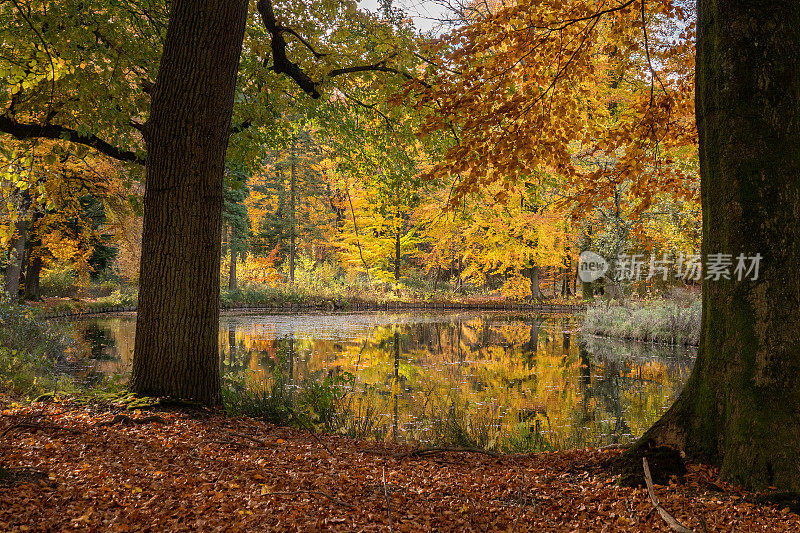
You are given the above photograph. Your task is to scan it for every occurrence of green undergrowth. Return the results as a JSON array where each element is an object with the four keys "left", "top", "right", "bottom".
[
  {"left": 223, "top": 368, "right": 563, "bottom": 453},
  {"left": 222, "top": 370, "right": 388, "bottom": 441},
  {"left": 0, "top": 294, "right": 128, "bottom": 402},
  {"left": 41, "top": 287, "right": 138, "bottom": 315},
  {"left": 424, "top": 398, "right": 558, "bottom": 453},
  {"left": 0, "top": 296, "right": 77, "bottom": 399}
]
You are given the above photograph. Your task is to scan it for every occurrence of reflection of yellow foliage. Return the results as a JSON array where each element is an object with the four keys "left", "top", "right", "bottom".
[{"left": 92, "top": 314, "right": 691, "bottom": 449}]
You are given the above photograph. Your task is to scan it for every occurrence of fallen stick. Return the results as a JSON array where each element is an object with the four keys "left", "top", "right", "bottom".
[
  {"left": 94, "top": 414, "right": 165, "bottom": 427},
  {"left": 642, "top": 457, "right": 695, "bottom": 533},
  {"left": 306, "top": 428, "right": 336, "bottom": 456},
  {"left": 600, "top": 443, "right": 629, "bottom": 451},
  {"left": 226, "top": 431, "right": 270, "bottom": 447},
  {"left": 512, "top": 470, "right": 526, "bottom": 532},
  {"left": 262, "top": 490, "right": 358, "bottom": 510},
  {"left": 288, "top": 411, "right": 336, "bottom": 456},
  {"left": 383, "top": 467, "right": 394, "bottom": 533},
  {"left": 208, "top": 439, "right": 256, "bottom": 449},
  {"left": 1, "top": 422, "right": 81, "bottom": 438},
  {"left": 363, "top": 446, "right": 502, "bottom": 459}
]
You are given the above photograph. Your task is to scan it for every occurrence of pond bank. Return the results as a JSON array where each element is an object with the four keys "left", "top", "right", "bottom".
[
  {"left": 73, "top": 312, "right": 692, "bottom": 451},
  {"left": 1, "top": 398, "right": 796, "bottom": 531},
  {"left": 37, "top": 299, "right": 586, "bottom": 319},
  {"left": 583, "top": 299, "right": 701, "bottom": 346}
]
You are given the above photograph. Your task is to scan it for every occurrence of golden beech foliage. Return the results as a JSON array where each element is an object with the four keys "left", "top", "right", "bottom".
[
  {"left": 419, "top": 180, "right": 573, "bottom": 298},
  {"left": 407, "top": 0, "right": 697, "bottom": 217},
  {"left": 224, "top": 247, "right": 284, "bottom": 287},
  {"left": 2, "top": 140, "right": 136, "bottom": 280}
]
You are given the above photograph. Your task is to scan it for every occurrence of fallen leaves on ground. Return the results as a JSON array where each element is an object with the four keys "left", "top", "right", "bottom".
[{"left": 1, "top": 397, "right": 797, "bottom": 532}]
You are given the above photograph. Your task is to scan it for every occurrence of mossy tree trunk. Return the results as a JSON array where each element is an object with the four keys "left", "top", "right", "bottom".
[
  {"left": 622, "top": 0, "right": 800, "bottom": 490},
  {"left": 24, "top": 254, "right": 42, "bottom": 301},
  {"left": 581, "top": 280, "right": 593, "bottom": 302},
  {"left": 130, "top": 0, "right": 248, "bottom": 406},
  {"left": 4, "top": 218, "right": 26, "bottom": 299}
]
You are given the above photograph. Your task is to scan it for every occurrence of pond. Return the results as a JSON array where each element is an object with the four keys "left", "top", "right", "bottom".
[{"left": 72, "top": 311, "right": 695, "bottom": 452}]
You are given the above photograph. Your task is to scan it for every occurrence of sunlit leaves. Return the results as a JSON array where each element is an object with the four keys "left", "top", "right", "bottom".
[{"left": 409, "top": 0, "right": 697, "bottom": 217}]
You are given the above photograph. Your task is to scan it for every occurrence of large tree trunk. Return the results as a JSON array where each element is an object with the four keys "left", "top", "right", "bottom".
[
  {"left": 24, "top": 254, "right": 42, "bottom": 301},
  {"left": 4, "top": 218, "right": 26, "bottom": 299},
  {"left": 528, "top": 265, "right": 541, "bottom": 298},
  {"left": 130, "top": 0, "right": 248, "bottom": 406},
  {"left": 620, "top": 0, "right": 800, "bottom": 490}
]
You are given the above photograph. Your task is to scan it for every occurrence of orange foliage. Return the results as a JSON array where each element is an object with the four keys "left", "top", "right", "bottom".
[{"left": 407, "top": 0, "right": 697, "bottom": 218}]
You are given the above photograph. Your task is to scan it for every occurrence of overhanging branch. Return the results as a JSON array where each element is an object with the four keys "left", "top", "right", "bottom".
[
  {"left": 257, "top": 0, "right": 321, "bottom": 98},
  {"left": 256, "top": 0, "right": 426, "bottom": 98},
  {"left": 0, "top": 115, "right": 144, "bottom": 165}
]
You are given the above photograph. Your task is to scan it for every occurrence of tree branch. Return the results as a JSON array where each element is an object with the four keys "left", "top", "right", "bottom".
[
  {"left": 256, "top": 0, "right": 428, "bottom": 97},
  {"left": 328, "top": 63, "right": 410, "bottom": 81},
  {"left": 281, "top": 27, "right": 326, "bottom": 59},
  {"left": 0, "top": 115, "right": 144, "bottom": 165},
  {"left": 257, "top": 0, "right": 321, "bottom": 98}
]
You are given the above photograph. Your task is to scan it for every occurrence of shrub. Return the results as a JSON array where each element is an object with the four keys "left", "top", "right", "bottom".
[
  {"left": 40, "top": 267, "right": 79, "bottom": 297},
  {"left": 0, "top": 295, "right": 78, "bottom": 398}
]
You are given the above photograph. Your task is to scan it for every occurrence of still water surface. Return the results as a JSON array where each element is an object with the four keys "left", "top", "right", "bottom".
[{"left": 74, "top": 312, "right": 695, "bottom": 450}]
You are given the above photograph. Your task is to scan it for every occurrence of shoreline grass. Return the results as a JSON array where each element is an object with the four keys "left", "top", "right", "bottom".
[{"left": 582, "top": 297, "right": 701, "bottom": 346}]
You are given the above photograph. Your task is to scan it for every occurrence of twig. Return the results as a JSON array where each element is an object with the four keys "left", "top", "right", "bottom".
[
  {"left": 362, "top": 446, "right": 502, "bottom": 459},
  {"left": 226, "top": 431, "right": 270, "bottom": 447},
  {"left": 642, "top": 457, "right": 695, "bottom": 533},
  {"left": 383, "top": 467, "right": 394, "bottom": 533},
  {"left": 1, "top": 422, "right": 81, "bottom": 438},
  {"left": 306, "top": 428, "right": 335, "bottom": 456},
  {"left": 262, "top": 490, "right": 357, "bottom": 510},
  {"left": 512, "top": 470, "right": 526, "bottom": 532},
  {"left": 600, "top": 443, "right": 630, "bottom": 451},
  {"left": 288, "top": 411, "right": 336, "bottom": 456},
  {"left": 93, "top": 414, "right": 165, "bottom": 427},
  {"left": 207, "top": 439, "right": 253, "bottom": 449}
]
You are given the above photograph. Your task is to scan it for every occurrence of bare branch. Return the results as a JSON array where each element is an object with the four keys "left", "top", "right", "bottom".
[
  {"left": 281, "top": 27, "right": 326, "bottom": 59},
  {"left": 643, "top": 458, "right": 696, "bottom": 533}
]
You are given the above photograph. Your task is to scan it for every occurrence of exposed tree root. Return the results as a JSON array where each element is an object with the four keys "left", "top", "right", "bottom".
[{"left": 643, "top": 458, "right": 696, "bottom": 533}]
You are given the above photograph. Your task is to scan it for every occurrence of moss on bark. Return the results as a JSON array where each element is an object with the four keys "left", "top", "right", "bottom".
[{"left": 616, "top": 0, "right": 800, "bottom": 490}]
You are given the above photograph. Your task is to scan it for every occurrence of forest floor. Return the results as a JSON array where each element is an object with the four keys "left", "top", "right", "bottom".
[{"left": 1, "top": 396, "right": 797, "bottom": 532}]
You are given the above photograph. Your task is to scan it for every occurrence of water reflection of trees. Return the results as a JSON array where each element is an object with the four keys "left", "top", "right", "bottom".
[
  {"left": 228, "top": 316, "right": 693, "bottom": 449},
  {"left": 78, "top": 313, "right": 695, "bottom": 450}
]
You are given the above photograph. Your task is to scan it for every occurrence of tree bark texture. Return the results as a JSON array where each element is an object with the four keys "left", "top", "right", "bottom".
[
  {"left": 4, "top": 219, "right": 26, "bottom": 299},
  {"left": 130, "top": 0, "right": 249, "bottom": 405},
  {"left": 528, "top": 266, "right": 541, "bottom": 298},
  {"left": 623, "top": 0, "right": 800, "bottom": 490},
  {"left": 24, "top": 254, "right": 42, "bottom": 301}
]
